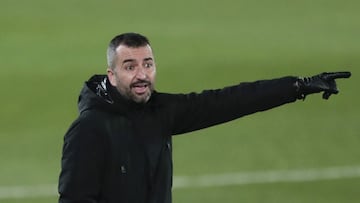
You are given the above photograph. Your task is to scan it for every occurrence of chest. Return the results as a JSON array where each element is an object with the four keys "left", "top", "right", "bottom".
[{"left": 104, "top": 111, "right": 172, "bottom": 178}]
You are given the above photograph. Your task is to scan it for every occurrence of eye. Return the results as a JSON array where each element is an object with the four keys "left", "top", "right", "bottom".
[
  {"left": 144, "top": 63, "right": 153, "bottom": 68},
  {"left": 125, "top": 65, "right": 135, "bottom": 71}
]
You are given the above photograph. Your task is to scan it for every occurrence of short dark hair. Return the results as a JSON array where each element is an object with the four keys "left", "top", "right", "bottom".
[{"left": 107, "top": 33, "right": 151, "bottom": 69}]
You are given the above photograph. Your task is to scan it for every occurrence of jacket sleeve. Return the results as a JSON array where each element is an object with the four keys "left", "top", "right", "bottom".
[
  {"left": 170, "top": 76, "right": 300, "bottom": 135},
  {"left": 58, "top": 114, "right": 105, "bottom": 203}
]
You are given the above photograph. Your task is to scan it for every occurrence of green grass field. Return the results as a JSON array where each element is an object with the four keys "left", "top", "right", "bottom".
[{"left": 1, "top": 0, "right": 359, "bottom": 202}]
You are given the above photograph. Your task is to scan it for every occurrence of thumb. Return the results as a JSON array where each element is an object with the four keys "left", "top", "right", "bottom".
[{"left": 322, "top": 91, "right": 332, "bottom": 100}]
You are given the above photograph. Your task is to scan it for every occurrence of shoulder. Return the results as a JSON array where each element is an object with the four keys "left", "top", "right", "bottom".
[
  {"left": 64, "top": 110, "right": 110, "bottom": 141},
  {"left": 151, "top": 91, "right": 189, "bottom": 105}
]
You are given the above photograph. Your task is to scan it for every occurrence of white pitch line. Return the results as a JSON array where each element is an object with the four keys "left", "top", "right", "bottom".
[
  {"left": 0, "top": 184, "right": 57, "bottom": 199},
  {"left": 173, "top": 165, "right": 360, "bottom": 188},
  {"left": 1, "top": 165, "right": 360, "bottom": 199}
]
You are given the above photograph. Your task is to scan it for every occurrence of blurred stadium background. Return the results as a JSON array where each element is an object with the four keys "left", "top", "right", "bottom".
[{"left": 1, "top": 0, "right": 359, "bottom": 202}]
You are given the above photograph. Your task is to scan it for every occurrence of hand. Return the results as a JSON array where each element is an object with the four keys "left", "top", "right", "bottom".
[{"left": 296, "top": 72, "right": 351, "bottom": 100}]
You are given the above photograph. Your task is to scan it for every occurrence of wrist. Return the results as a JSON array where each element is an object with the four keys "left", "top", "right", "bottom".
[{"left": 294, "top": 77, "right": 306, "bottom": 100}]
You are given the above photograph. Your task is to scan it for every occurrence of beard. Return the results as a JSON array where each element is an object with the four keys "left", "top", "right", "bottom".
[{"left": 115, "top": 79, "right": 154, "bottom": 104}]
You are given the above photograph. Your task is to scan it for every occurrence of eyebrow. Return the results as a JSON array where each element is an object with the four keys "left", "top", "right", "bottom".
[
  {"left": 122, "top": 59, "right": 135, "bottom": 64},
  {"left": 144, "top": 57, "right": 153, "bottom": 62},
  {"left": 122, "top": 57, "right": 153, "bottom": 64}
]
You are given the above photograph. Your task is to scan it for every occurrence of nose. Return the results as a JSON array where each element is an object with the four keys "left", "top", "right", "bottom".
[{"left": 135, "top": 67, "right": 147, "bottom": 80}]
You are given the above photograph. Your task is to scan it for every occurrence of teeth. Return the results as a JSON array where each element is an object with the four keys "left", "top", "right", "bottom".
[{"left": 132, "top": 82, "right": 149, "bottom": 88}]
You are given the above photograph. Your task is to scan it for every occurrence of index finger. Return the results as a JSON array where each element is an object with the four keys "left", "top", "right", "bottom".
[{"left": 324, "top": 71, "right": 352, "bottom": 80}]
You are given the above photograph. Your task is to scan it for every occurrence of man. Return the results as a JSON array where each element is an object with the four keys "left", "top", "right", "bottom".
[{"left": 58, "top": 32, "right": 351, "bottom": 203}]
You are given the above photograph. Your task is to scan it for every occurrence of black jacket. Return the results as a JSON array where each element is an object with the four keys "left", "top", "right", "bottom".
[{"left": 59, "top": 74, "right": 300, "bottom": 203}]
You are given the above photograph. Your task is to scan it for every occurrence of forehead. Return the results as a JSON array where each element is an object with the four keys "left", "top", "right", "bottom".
[{"left": 115, "top": 44, "right": 154, "bottom": 61}]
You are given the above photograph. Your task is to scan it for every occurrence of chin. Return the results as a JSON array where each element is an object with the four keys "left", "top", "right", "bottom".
[{"left": 133, "top": 93, "right": 151, "bottom": 104}]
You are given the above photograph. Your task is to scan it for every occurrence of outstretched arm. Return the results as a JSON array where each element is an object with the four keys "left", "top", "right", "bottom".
[{"left": 170, "top": 72, "right": 351, "bottom": 135}]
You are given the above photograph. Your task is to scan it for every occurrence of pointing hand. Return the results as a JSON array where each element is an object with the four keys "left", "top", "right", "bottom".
[{"left": 296, "top": 71, "right": 351, "bottom": 100}]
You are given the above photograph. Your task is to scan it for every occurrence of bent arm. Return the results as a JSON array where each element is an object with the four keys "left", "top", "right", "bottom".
[
  {"left": 58, "top": 116, "right": 105, "bottom": 203},
  {"left": 170, "top": 76, "right": 299, "bottom": 135}
]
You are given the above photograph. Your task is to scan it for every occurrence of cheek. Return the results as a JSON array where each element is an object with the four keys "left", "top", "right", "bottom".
[
  {"left": 149, "top": 69, "right": 156, "bottom": 81},
  {"left": 108, "top": 71, "right": 125, "bottom": 87},
  {"left": 117, "top": 73, "right": 134, "bottom": 87}
]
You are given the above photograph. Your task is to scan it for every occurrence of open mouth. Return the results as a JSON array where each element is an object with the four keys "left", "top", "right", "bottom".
[{"left": 131, "top": 82, "right": 150, "bottom": 94}]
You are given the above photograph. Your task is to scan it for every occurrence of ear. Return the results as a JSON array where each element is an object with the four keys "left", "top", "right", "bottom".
[{"left": 107, "top": 68, "right": 117, "bottom": 86}]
